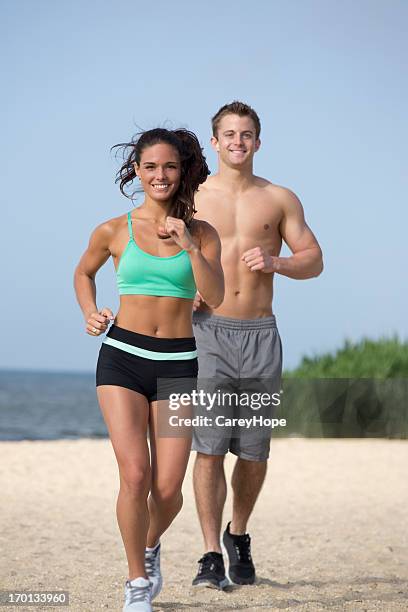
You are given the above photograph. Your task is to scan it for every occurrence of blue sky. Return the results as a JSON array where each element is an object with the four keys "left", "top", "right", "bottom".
[{"left": 1, "top": 0, "right": 407, "bottom": 371}]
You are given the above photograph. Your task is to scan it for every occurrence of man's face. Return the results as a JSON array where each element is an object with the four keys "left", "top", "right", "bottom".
[{"left": 211, "top": 114, "right": 260, "bottom": 167}]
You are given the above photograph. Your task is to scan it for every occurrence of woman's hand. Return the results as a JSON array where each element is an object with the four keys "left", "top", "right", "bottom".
[
  {"left": 86, "top": 307, "right": 114, "bottom": 336},
  {"left": 193, "top": 291, "right": 204, "bottom": 311},
  {"left": 157, "top": 217, "right": 198, "bottom": 252}
]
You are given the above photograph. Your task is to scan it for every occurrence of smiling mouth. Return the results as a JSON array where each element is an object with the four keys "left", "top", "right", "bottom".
[{"left": 152, "top": 184, "right": 170, "bottom": 190}]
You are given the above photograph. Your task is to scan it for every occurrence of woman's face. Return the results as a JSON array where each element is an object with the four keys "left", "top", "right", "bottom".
[{"left": 135, "top": 143, "right": 181, "bottom": 203}]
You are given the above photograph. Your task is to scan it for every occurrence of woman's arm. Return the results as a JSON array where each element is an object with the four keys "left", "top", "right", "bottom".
[
  {"left": 158, "top": 217, "right": 224, "bottom": 308},
  {"left": 73, "top": 221, "right": 115, "bottom": 335},
  {"left": 186, "top": 221, "right": 224, "bottom": 309},
  {"left": 158, "top": 217, "right": 224, "bottom": 309}
]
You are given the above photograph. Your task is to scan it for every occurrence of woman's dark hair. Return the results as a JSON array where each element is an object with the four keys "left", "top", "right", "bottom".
[{"left": 112, "top": 128, "right": 210, "bottom": 225}]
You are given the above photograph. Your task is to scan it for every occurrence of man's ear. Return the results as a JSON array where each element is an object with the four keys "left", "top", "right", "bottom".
[
  {"left": 211, "top": 136, "right": 220, "bottom": 152},
  {"left": 255, "top": 138, "right": 261, "bottom": 152}
]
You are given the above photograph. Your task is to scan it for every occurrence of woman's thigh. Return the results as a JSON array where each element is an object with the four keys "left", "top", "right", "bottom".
[
  {"left": 97, "top": 385, "right": 150, "bottom": 473},
  {"left": 149, "top": 399, "right": 192, "bottom": 493}
]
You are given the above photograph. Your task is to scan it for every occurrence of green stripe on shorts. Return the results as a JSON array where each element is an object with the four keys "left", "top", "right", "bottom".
[{"left": 103, "top": 337, "right": 198, "bottom": 361}]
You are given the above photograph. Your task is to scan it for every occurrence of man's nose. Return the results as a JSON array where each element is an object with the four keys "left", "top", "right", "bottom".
[{"left": 233, "top": 133, "right": 244, "bottom": 146}]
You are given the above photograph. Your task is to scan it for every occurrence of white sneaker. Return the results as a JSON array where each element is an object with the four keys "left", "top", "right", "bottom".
[
  {"left": 122, "top": 576, "right": 152, "bottom": 611},
  {"left": 145, "top": 542, "right": 163, "bottom": 600}
]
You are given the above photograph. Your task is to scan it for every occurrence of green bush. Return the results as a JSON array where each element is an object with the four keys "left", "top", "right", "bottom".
[
  {"left": 285, "top": 336, "right": 408, "bottom": 379},
  {"left": 275, "top": 337, "right": 408, "bottom": 438}
]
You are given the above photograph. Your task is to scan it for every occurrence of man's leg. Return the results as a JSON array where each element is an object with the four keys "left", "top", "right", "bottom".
[
  {"left": 230, "top": 458, "right": 267, "bottom": 535},
  {"left": 191, "top": 312, "right": 240, "bottom": 588},
  {"left": 229, "top": 317, "right": 282, "bottom": 535},
  {"left": 221, "top": 451, "right": 268, "bottom": 585},
  {"left": 193, "top": 452, "right": 226, "bottom": 552},
  {"left": 222, "top": 316, "right": 282, "bottom": 584},
  {"left": 191, "top": 451, "right": 229, "bottom": 589}
]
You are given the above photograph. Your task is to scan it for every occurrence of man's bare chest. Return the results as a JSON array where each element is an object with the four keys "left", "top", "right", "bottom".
[{"left": 199, "top": 198, "right": 282, "bottom": 243}]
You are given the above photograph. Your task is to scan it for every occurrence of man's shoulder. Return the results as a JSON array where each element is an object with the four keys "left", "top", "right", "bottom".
[
  {"left": 196, "top": 176, "right": 222, "bottom": 198},
  {"left": 257, "top": 179, "right": 304, "bottom": 218},
  {"left": 254, "top": 176, "right": 299, "bottom": 201},
  {"left": 195, "top": 175, "right": 301, "bottom": 215}
]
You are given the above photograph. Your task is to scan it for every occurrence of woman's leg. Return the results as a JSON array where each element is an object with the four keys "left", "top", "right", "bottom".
[
  {"left": 97, "top": 385, "right": 150, "bottom": 580},
  {"left": 146, "top": 399, "right": 192, "bottom": 547}
]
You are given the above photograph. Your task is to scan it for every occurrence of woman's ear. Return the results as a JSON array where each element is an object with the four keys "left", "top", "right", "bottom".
[{"left": 133, "top": 162, "right": 140, "bottom": 179}]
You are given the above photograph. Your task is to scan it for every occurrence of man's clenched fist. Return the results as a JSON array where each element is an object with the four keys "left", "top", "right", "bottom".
[{"left": 241, "top": 246, "right": 279, "bottom": 273}]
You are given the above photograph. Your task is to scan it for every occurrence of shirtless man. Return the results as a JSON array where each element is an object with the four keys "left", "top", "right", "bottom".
[{"left": 191, "top": 101, "right": 323, "bottom": 589}]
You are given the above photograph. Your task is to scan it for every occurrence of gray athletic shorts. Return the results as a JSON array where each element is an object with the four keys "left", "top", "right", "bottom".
[{"left": 192, "top": 312, "right": 282, "bottom": 461}]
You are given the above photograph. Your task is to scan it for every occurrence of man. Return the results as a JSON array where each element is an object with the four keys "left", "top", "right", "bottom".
[{"left": 191, "top": 101, "right": 323, "bottom": 589}]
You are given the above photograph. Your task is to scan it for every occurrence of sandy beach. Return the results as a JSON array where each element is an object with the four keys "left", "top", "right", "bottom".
[{"left": 1, "top": 438, "right": 407, "bottom": 611}]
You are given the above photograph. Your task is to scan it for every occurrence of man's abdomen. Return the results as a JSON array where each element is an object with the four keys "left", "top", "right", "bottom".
[{"left": 200, "top": 272, "right": 274, "bottom": 319}]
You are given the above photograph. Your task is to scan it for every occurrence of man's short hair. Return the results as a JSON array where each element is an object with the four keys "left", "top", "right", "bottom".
[{"left": 211, "top": 101, "right": 261, "bottom": 139}]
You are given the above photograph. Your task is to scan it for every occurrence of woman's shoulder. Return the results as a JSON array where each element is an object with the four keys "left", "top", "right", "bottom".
[
  {"left": 95, "top": 211, "right": 129, "bottom": 234},
  {"left": 90, "top": 212, "right": 128, "bottom": 244},
  {"left": 190, "top": 218, "right": 220, "bottom": 244}
]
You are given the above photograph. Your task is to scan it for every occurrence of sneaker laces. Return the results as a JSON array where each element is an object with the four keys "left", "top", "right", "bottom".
[
  {"left": 197, "top": 553, "right": 221, "bottom": 575},
  {"left": 145, "top": 547, "right": 159, "bottom": 577},
  {"left": 233, "top": 534, "right": 252, "bottom": 564},
  {"left": 125, "top": 581, "right": 151, "bottom": 605}
]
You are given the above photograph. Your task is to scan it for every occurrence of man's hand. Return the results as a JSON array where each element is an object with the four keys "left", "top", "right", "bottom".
[
  {"left": 157, "top": 217, "right": 198, "bottom": 252},
  {"left": 86, "top": 307, "right": 114, "bottom": 336},
  {"left": 241, "top": 246, "right": 280, "bottom": 273},
  {"left": 193, "top": 291, "right": 204, "bottom": 311}
]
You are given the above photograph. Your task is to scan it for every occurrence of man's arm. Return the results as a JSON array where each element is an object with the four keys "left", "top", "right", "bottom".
[
  {"left": 242, "top": 189, "right": 323, "bottom": 280},
  {"left": 275, "top": 189, "right": 323, "bottom": 279}
]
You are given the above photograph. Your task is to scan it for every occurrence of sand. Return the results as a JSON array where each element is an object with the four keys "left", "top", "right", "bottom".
[{"left": 1, "top": 438, "right": 407, "bottom": 611}]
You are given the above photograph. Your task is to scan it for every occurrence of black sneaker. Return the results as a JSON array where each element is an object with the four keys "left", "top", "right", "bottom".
[
  {"left": 192, "top": 552, "right": 229, "bottom": 589},
  {"left": 222, "top": 522, "right": 256, "bottom": 585}
]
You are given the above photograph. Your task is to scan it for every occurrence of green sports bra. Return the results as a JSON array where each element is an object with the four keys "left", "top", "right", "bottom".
[{"left": 116, "top": 212, "right": 197, "bottom": 299}]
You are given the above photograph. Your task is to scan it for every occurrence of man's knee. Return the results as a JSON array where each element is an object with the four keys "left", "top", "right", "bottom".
[
  {"left": 195, "top": 452, "right": 225, "bottom": 470},
  {"left": 232, "top": 457, "right": 268, "bottom": 485},
  {"left": 237, "top": 456, "right": 268, "bottom": 470}
]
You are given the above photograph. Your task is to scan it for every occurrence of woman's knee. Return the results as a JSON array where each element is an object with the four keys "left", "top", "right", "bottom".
[
  {"left": 151, "top": 480, "right": 183, "bottom": 506},
  {"left": 119, "top": 463, "right": 151, "bottom": 498}
]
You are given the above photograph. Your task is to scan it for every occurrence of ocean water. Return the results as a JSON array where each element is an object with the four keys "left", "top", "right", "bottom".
[
  {"left": 0, "top": 370, "right": 107, "bottom": 441},
  {"left": 2, "top": 371, "right": 406, "bottom": 441}
]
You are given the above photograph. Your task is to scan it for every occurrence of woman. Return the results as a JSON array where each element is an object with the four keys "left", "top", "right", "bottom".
[{"left": 74, "top": 127, "right": 224, "bottom": 611}]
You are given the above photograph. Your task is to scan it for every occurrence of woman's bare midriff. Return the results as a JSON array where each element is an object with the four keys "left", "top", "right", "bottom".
[{"left": 114, "top": 295, "right": 194, "bottom": 338}]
